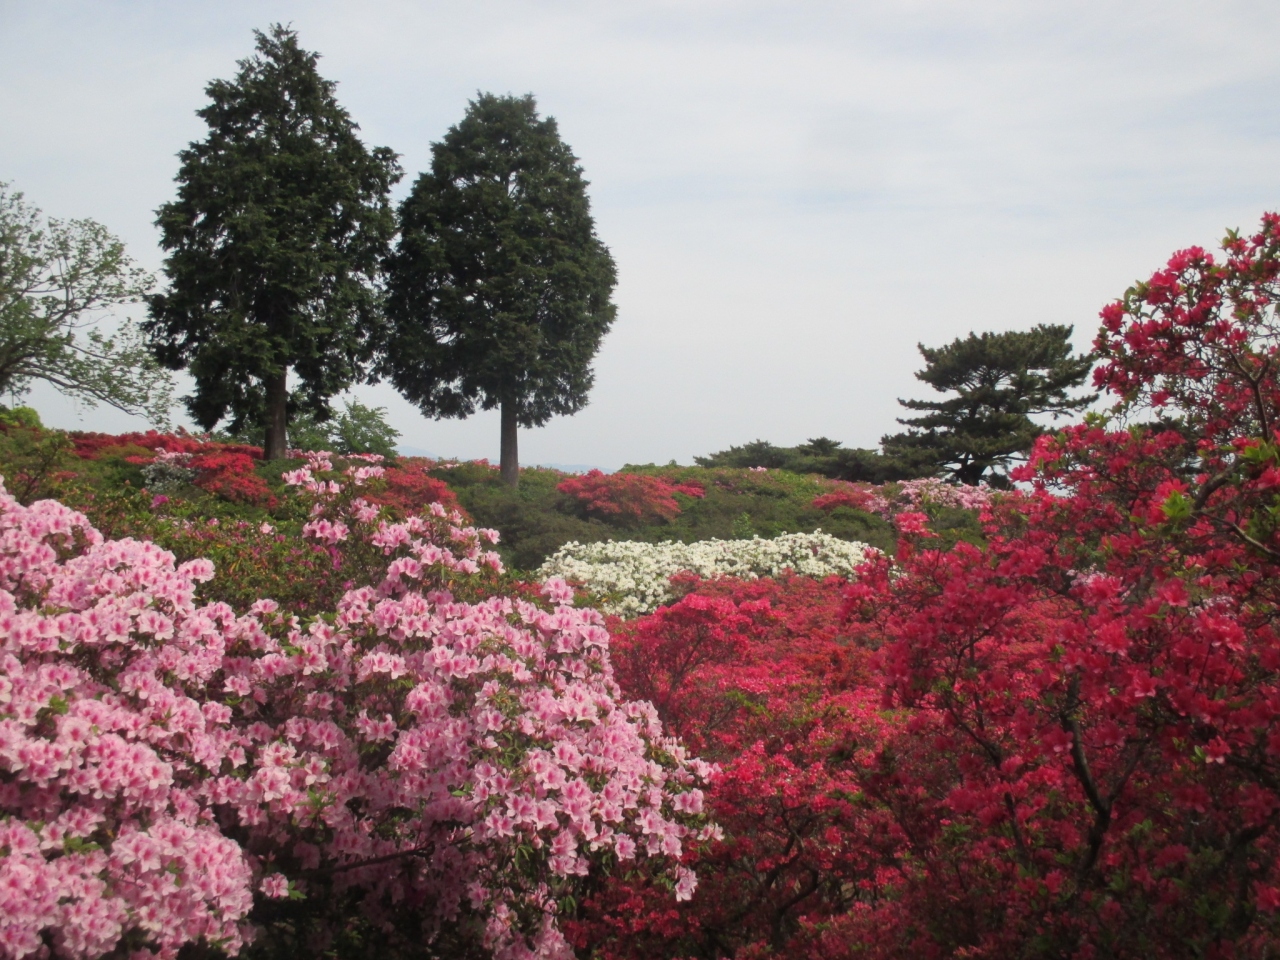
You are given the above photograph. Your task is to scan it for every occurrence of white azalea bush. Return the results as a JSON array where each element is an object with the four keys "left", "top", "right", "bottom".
[{"left": 537, "top": 531, "right": 876, "bottom": 617}]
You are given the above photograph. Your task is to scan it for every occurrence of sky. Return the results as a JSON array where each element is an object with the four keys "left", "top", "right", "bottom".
[{"left": 2, "top": 0, "right": 1279, "bottom": 469}]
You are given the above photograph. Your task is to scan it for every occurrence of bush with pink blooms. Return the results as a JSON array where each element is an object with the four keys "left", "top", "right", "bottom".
[{"left": 0, "top": 452, "right": 713, "bottom": 960}]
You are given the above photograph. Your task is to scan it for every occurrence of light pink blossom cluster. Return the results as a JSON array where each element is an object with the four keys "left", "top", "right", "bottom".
[
  {"left": 815, "top": 477, "right": 992, "bottom": 520},
  {"left": 0, "top": 467, "right": 713, "bottom": 960},
  {"left": 891, "top": 477, "right": 992, "bottom": 513}
]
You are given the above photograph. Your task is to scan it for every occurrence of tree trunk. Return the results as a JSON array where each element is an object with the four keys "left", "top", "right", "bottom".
[
  {"left": 500, "top": 400, "right": 519, "bottom": 488},
  {"left": 263, "top": 367, "right": 289, "bottom": 461}
]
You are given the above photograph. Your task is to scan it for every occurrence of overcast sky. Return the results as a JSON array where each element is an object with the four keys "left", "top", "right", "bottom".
[{"left": 3, "top": 0, "right": 1279, "bottom": 468}]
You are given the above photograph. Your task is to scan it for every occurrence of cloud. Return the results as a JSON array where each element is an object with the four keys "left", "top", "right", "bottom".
[{"left": 4, "top": 0, "right": 1280, "bottom": 466}]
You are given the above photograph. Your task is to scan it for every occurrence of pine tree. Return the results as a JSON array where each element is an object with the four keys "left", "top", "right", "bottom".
[
  {"left": 383, "top": 93, "right": 617, "bottom": 487},
  {"left": 146, "top": 25, "right": 401, "bottom": 460},
  {"left": 881, "top": 324, "right": 1095, "bottom": 485}
]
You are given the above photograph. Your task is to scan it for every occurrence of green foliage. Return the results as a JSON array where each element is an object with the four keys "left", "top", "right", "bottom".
[
  {"left": 881, "top": 324, "right": 1096, "bottom": 486},
  {"left": 433, "top": 464, "right": 609, "bottom": 571},
  {"left": 146, "top": 24, "right": 401, "bottom": 458},
  {"left": 383, "top": 92, "right": 617, "bottom": 485},
  {"left": 0, "top": 426, "right": 907, "bottom": 583},
  {"left": 0, "top": 405, "right": 41, "bottom": 429},
  {"left": 0, "top": 182, "right": 172, "bottom": 424},
  {"left": 253, "top": 398, "right": 401, "bottom": 458},
  {"left": 0, "top": 426, "right": 77, "bottom": 504},
  {"left": 695, "top": 436, "right": 919, "bottom": 482}
]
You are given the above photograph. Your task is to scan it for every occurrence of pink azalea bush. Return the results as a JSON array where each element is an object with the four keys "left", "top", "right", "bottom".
[
  {"left": 813, "top": 476, "right": 993, "bottom": 518},
  {"left": 0, "top": 452, "right": 713, "bottom": 959}
]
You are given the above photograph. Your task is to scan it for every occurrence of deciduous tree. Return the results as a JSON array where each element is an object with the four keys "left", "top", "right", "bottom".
[{"left": 0, "top": 182, "right": 171, "bottom": 423}]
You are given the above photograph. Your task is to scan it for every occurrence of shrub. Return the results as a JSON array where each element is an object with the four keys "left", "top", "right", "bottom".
[
  {"left": 570, "top": 576, "right": 900, "bottom": 958},
  {"left": 556, "top": 470, "right": 691, "bottom": 525},
  {"left": 0, "top": 426, "right": 77, "bottom": 505},
  {"left": 188, "top": 450, "right": 273, "bottom": 506},
  {"left": 365, "top": 456, "right": 460, "bottom": 517},
  {"left": 0, "top": 456, "right": 713, "bottom": 959},
  {"left": 828, "top": 214, "right": 1280, "bottom": 956}
]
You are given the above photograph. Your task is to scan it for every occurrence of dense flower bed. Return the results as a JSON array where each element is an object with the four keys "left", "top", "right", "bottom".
[
  {"left": 568, "top": 574, "right": 897, "bottom": 958},
  {"left": 536, "top": 531, "right": 875, "bottom": 616},
  {"left": 67, "top": 431, "right": 276, "bottom": 506},
  {"left": 0, "top": 453, "right": 712, "bottom": 959}
]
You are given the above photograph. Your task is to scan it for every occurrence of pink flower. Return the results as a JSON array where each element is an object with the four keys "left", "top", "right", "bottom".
[
  {"left": 261, "top": 874, "right": 290, "bottom": 898},
  {"left": 0, "top": 471, "right": 712, "bottom": 960}
]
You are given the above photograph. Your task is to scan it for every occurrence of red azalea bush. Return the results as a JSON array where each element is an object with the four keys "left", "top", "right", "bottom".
[
  {"left": 556, "top": 471, "right": 703, "bottom": 526},
  {"left": 187, "top": 451, "right": 274, "bottom": 506},
  {"left": 65, "top": 431, "right": 276, "bottom": 507},
  {"left": 69, "top": 431, "right": 262, "bottom": 462},
  {"left": 570, "top": 576, "right": 914, "bottom": 958},
  {"left": 573, "top": 214, "right": 1280, "bottom": 959},
  {"left": 811, "top": 481, "right": 886, "bottom": 514},
  {"left": 364, "top": 457, "right": 462, "bottom": 518},
  {"left": 833, "top": 215, "right": 1280, "bottom": 957},
  {"left": 0, "top": 453, "right": 714, "bottom": 959}
]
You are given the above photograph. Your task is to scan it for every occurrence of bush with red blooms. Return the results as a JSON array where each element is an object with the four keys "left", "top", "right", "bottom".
[
  {"left": 572, "top": 214, "right": 1280, "bottom": 960},
  {"left": 364, "top": 456, "right": 461, "bottom": 518},
  {"left": 831, "top": 214, "right": 1280, "bottom": 957},
  {"left": 556, "top": 471, "right": 704, "bottom": 526},
  {"left": 69, "top": 430, "right": 261, "bottom": 462},
  {"left": 568, "top": 575, "right": 919, "bottom": 958},
  {"left": 65, "top": 430, "right": 278, "bottom": 507},
  {"left": 186, "top": 451, "right": 274, "bottom": 506}
]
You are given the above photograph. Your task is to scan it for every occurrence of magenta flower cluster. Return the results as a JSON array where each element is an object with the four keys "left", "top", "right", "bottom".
[{"left": 0, "top": 453, "right": 712, "bottom": 959}]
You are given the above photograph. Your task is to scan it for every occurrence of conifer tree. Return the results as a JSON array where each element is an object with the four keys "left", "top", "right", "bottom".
[
  {"left": 383, "top": 93, "right": 617, "bottom": 487},
  {"left": 881, "top": 324, "right": 1095, "bottom": 485},
  {"left": 146, "top": 25, "right": 401, "bottom": 460}
]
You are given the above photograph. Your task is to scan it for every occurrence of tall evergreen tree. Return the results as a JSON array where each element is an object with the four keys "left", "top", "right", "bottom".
[
  {"left": 383, "top": 93, "right": 617, "bottom": 487},
  {"left": 146, "top": 25, "right": 401, "bottom": 460},
  {"left": 881, "top": 324, "right": 1095, "bottom": 485}
]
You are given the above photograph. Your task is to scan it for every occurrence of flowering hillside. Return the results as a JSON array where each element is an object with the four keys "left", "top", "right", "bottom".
[
  {"left": 566, "top": 213, "right": 1280, "bottom": 958},
  {"left": 11, "top": 212, "right": 1278, "bottom": 958}
]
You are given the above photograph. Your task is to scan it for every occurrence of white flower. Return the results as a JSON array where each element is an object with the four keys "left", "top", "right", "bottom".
[{"left": 537, "top": 531, "right": 875, "bottom": 616}]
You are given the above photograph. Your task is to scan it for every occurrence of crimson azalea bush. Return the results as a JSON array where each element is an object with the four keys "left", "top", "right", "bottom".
[
  {"left": 556, "top": 471, "right": 704, "bottom": 526},
  {"left": 832, "top": 214, "right": 1280, "bottom": 957},
  {"left": 0, "top": 452, "right": 714, "bottom": 960},
  {"left": 569, "top": 214, "right": 1280, "bottom": 960},
  {"left": 186, "top": 451, "right": 273, "bottom": 506},
  {"left": 364, "top": 457, "right": 461, "bottom": 518},
  {"left": 69, "top": 431, "right": 275, "bottom": 507},
  {"left": 568, "top": 575, "right": 911, "bottom": 958},
  {"left": 67, "top": 431, "right": 262, "bottom": 463}
]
